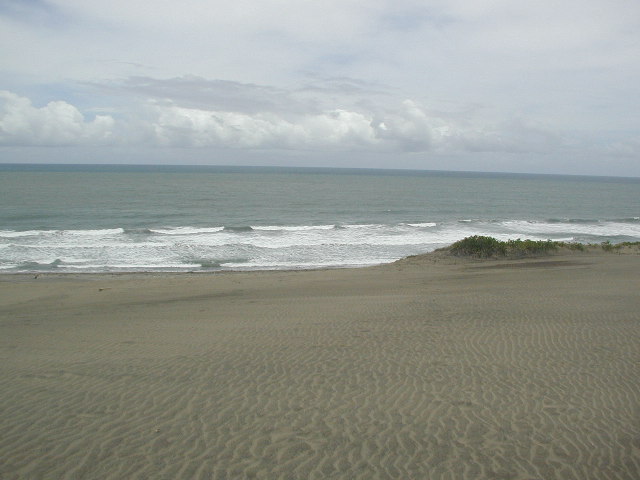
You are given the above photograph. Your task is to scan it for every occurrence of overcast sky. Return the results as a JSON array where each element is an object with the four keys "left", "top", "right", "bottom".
[{"left": 1, "top": 0, "right": 639, "bottom": 176}]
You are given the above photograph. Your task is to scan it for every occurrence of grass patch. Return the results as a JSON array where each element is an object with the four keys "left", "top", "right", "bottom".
[
  {"left": 617, "top": 241, "right": 640, "bottom": 248},
  {"left": 448, "top": 236, "right": 640, "bottom": 258},
  {"left": 601, "top": 241, "right": 617, "bottom": 252},
  {"left": 449, "top": 236, "right": 558, "bottom": 258},
  {"left": 600, "top": 241, "right": 640, "bottom": 251},
  {"left": 558, "top": 242, "right": 586, "bottom": 251}
]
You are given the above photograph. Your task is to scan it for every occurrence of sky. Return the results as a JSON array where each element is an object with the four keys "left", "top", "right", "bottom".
[{"left": 1, "top": 0, "right": 639, "bottom": 176}]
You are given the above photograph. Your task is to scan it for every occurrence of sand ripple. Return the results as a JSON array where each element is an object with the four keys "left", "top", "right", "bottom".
[{"left": 1, "top": 255, "right": 639, "bottom": 479}]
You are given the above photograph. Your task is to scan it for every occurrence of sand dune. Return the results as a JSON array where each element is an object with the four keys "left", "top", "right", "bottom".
[{"left": 1, "top": 252, "right": 639, "bottom": 479}]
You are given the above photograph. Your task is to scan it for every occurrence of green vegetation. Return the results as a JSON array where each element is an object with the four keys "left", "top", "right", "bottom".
[
  {"left": 617, "top": 241, "right": 640, "bottom": 248},
  {"left": 599, "top": 240, "right": 640, "bottom": 252},
  {"left": 449, "top": 236, "right": 557, "bottom": 257},
  {"left": 601, "top": 241, "right": 615, "bottom": 252},
  {"left": 561, "top": 242, "right": 586, "bottom": 251},
  {"left": 448, "top": 235, "right": 505, "bottom": 257},
  {"left": 448, "top": 237, "right": 640, "bottom": 258}
]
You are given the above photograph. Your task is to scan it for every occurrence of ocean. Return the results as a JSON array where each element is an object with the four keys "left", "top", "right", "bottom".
[{"left": 1, "top": 164, "right": 639, "bottom": 273}]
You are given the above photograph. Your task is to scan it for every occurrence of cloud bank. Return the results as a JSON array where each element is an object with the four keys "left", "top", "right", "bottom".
[
  {"left": 1, "top": 80, "right": 564, "bottom": 157},
  {"left": 0, "top": 91, "right": 114, "bottom": 146},
  {"left": 0, "top": 1, "right": 639, "bottom": 174}
]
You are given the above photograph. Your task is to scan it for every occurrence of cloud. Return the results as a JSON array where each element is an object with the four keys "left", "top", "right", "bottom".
[
  {"left": 121, "top": 83, "right": 450, "bottom": 151},
  {"left": 442, "top": 117, "right": 564, "bottom": 154},
  {"left": 150, "top": 102, "right": 379, "bottom": 149},
  {"left": 98, "top": 77, "right": 437, "bottom": 151},
  {"left": 0, "top": 91, "right": 114, "bottom": 146},
  {"left": 0, "top": 77, "right": 564, "bottom": 155},
  {"left": 1, "top": 0, "right": 638, "bottom": 174},
  {"left": 106, "top": 76, "right": 311, "bottom": 115},
  {"left": 0, "top": 84, "right": 566, "bottom": 157},
  {"left": 0, "top": 0, "right": 67, "bottom": 27}
]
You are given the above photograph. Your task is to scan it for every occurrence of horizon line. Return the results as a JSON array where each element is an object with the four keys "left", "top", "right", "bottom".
[{"left": 0, "top": 162, "right": 639, "bottom": 181}]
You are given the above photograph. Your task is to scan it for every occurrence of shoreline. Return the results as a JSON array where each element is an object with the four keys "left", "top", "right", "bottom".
[
  {"left": 1, "top": 250, "right": 639, "bottom": 479},
  {"left": 2, "top": 242, "right": 638, "bottom": 278}
]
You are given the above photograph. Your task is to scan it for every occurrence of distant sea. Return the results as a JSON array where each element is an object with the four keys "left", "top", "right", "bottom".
[{"left": 1, "top": 164, "right": 639, "bottom": 273}]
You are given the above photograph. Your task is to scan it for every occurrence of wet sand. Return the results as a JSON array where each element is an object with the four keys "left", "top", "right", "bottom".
[{"left": 1, "top": 251, "right": 639, "bottom": 479}]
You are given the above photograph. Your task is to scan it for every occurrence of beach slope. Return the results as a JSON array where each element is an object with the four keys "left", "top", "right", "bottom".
[{"left": 1, "top": 252, "right": 639, "bottom": 479}]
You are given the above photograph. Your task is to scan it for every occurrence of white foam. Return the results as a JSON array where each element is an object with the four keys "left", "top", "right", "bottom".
[
  {"left": 106, "top": 263, "right": 201, "bottom": 269},
  {"left": 499, "top": 220, "right": 640, "bottom": 238},
  {"left": 0, "top": 230, "right": 44, "bottom": 238},
  {"left": 406, "top": 222, "right": 437, "bottom": 228},
  {"left": 151, "top": 226, "right": 224, "bottom": 235},
  {"left": 252, "top": 225, "right": 335, "bottom": 231},
  {"left": 234, "top": 258, "right": 388, "bottom": 270},
  {"left": 63, "top": 228, "right": 124, "bottom": 236},
  {"left": 3, "top": 218, "right": 640, "bottom": 273},
  {"left": 342, "top": 224, "right": 382, "bottom": 229}
]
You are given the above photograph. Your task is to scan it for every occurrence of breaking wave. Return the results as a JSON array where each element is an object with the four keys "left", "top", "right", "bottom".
[{"left": 1, "top": 218, "right": 639, "bottom": 273}]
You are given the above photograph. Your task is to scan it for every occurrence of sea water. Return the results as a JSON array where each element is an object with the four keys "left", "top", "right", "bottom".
[{"left": 1, "top": 164, "right": 639, "bottom": 272}]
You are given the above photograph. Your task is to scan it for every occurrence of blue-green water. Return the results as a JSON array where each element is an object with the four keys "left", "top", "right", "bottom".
[{"left": 1, "top": 164, "right": 639, "bottom": 272}]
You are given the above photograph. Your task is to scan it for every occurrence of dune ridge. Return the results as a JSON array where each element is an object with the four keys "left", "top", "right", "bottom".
[{"left": 1, "top": 251, "right": 639, "bottom": 479}]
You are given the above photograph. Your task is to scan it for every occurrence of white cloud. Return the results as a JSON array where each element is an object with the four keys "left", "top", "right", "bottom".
[
  {"left": 139, "top": 95, "right": 466, "bottom": 151},
  {"left": 1, "top": 1, "right": 639, "bottom": 174},
  {"left": 151, "top": 103, "right": 379, "bottom": 149},
  {"left": 0, "top": 91, "right": 114, "bottom": 146},
  {"left": 371, "top": 100, "right": 438, "bottom": 151},
  {"left": 0, "top": 87, "right": 567, "bottom": 157}
]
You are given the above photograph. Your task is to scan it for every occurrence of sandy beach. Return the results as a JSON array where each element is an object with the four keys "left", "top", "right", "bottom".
[{"left": 1, "top": 251, "right": 639, "bottom": 480}]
